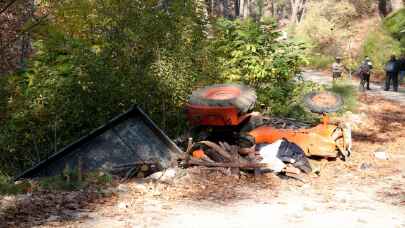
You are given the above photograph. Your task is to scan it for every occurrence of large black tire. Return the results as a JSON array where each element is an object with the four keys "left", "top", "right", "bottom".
[
  {"left": 304, "top": 91, "right": 343, "bottom": 114},
  {"left": 189, "top": 84, "right": 257, "bottom": 113}
]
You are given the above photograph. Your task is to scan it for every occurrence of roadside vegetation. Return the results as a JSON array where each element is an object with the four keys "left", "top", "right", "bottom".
[
  {"left": 361, "top": 27, "right": 402, "bottom": 78},
  {"left": 0, "top": 1, "right": 310, "bottom": 179},
  {"left": 290, "top": 0, "right": 403, "bottom": 76},
  {"left": 0, "top": 169, "right": 114, "bottom": 195},
  {"left": 327, "top": 82, "right": 358, "bottom": 113},
  {"left": 292, "top": 0, "right": 355, "bottom": 68},
  {"left": 383, "top": 8, "right": 405, "bottom": 51},
  {"left": 0, "top": 0, "right": 403, "bottom": 193}
]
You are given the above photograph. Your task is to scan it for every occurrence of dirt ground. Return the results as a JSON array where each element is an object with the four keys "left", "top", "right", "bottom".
[
  {"left": 1, "top": 94, "right": 405, "bottom": 228},
  {"left": 302, "top": 70, "right": 405, "bottom": 106}
]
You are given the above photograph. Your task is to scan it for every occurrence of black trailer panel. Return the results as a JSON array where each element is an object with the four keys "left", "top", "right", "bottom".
[{"left": 16, "top": 106, "right": 182, "bottom": 180}]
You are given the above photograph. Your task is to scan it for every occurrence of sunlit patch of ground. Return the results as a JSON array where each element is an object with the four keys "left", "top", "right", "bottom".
[{"left": 2, "top": 95, "right": 405, "bottom": 228}]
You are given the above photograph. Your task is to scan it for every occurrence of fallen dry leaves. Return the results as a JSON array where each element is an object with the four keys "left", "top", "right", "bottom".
[
  {"left": 0, "top": 186, "right": 119, "bottom": 227},
  {"left": 1, "top": 93, "right": 405, "bottom": 227}
]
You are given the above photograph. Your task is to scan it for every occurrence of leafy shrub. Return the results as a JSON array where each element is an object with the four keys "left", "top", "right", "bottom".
[
  {"left": 0, "top": 2, "right": 322, "bottom": 176},
  {"left": 38, "top": 170, "right": 113, "bottom": 191},
  {"left": 211, "top": 18, "right": 303, "bottom": 82},
  {"left": 384, "top": 8, "right": 405, "bottom": 36},
  {"left": 327, "top": 82, "right": 358, "bottom": 113},
  {"left": 0, "top": 173, "right": 31, "bottom": 195},
  {"left": 209, "top": 18, "right": 314, "bottom": 120},
  {"left": 293, "top": 0, "right": 359, "bottom": 68},
  {"left": 361, "top": 26, "right": 401, "bottom": 76},
  {"left": 0, "top": 0, "right": 211, "bottom": 175},
  {"left": 383, "top": 8, "right": 405, "bottom": 51},
  {"left": 308, "top": 54, "right": 335, "bottom": 69}
]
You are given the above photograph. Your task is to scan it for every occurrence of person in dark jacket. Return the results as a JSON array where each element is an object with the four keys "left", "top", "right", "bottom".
[
  {"left": 399, "top": 54, "right": 405, "bottom": 83},
  {"left": 359, "top": 56, "right": 373, "bottom": 90},
  {"left": 384, "top": 55, "right": 399, "bottom": 92}
]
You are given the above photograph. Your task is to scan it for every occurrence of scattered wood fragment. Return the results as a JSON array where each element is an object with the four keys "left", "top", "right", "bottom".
[
  {"left": 199, "top": 141, "right": 233, "bottom": 161},
  {"left": 186, "top": 160, "right": 266, "bottom": 169},
  {"left": 112, "top": 161, "right": 160, "bottom": 169}
]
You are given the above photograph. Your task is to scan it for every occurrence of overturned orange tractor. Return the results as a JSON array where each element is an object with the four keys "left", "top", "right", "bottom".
[{"left": 186, "top": 84, "right": 351, "bottom": 160}]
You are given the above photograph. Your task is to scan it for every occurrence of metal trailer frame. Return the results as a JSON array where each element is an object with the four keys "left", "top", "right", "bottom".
[{"left": 15, "top": 106, "right": 183, "bottom": 180}]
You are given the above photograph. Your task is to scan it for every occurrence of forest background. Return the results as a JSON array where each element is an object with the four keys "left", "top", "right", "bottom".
[{"left": 0, "top": 0, "right": 404, "bottom": 178}]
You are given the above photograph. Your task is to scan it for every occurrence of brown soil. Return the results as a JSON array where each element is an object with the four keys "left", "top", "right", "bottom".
[{"left": 1, "top": 94, "right": 405, "bottom": 227}]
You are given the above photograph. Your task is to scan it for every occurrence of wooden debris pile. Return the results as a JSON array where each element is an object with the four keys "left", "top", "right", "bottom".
[{"left": 182, "top": 139, "right": 302, "bottom": 178}]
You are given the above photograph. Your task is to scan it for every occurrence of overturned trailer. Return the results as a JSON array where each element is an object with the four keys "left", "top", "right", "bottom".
[{"left": 16, "top": 106, "right": 182, "bottom": 180}]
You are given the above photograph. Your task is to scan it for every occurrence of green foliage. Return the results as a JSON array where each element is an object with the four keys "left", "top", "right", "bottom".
[
  {"left": 0, "top": 173, "right": 31, "bottom": 195},
  {"left": 384, "top": 8, "right": 405, "bottom": 51},
  {"left": 38, "top": 170, "right": 113, "bottom": 191},
  {"left": 308, "top": 54, "right": 335, "bottom": 69},
  {"left": 0, "top": 0, "right": 210, "bottom": 174},
  {"left": 361, "top": 27, "right": 401, "bottom": 75},
  {"left": 327, "top": 82, "right": 358, "bottom": 113},
  {"left": 294, "top": 0, "right": 357, "bottom": 42},
  {"left": 0, "top": 1, "right": 322, "bottom": 177},
  {"left": 0, "top": 169, "right": 113, "bottom": 195},
  {"left": 292, "top": 0, "right": 359, "bottom": 68},
  {"left": 210, "top": 18, "right": 310, "bottom": 119}
]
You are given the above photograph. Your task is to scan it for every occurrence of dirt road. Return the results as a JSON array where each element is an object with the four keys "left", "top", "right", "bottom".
[{"left": 302, "top": 70, "right": 405, "bottom": 105}]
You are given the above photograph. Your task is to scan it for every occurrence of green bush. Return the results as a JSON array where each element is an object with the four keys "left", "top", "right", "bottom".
[
  {"left": 383, "top": 8, "right": 405, "bottom": 51},
  {"left": 0, "top": 2, "right": 320, "bottom": 176},
  {"left": 361, "top": 27, "right": 401, "bottom": 75},
  {"left": 292, "top": 0, "right": 362, "bottom": 69},
  {"left": 0, "top": 173, "right": 31, "bottom": 195},
  {"left": 327, "top": 82, "right": 358, "bottom": 113},
  {"left": 0, "top": 0, "right": 211, "bottom": 175},
  {"left": 38, "top": 170, "right": 113, "bottom": 191},
  {"left": 209, "top": 18, "right": 315, "bottom": 121},
  {"left": 308, "top": 54, "right": 335, "bottom": 69}
]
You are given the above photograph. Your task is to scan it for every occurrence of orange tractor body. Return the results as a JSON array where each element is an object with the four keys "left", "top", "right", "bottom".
[
  {"left": 248, "top": 120, "right": 351, "bottom": 158},
  {"left": 186, "top": 104, "right": 251, "bottom": 126},
  {"left": 186, "top": 84, "right": 351, "bottom": 159}
]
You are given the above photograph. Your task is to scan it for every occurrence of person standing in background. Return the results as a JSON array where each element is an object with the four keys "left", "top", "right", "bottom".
[
  {"left": 399, "top": 54, "right": 405, "bottom": 84},
  {"left": 332, "top": 57, "right": 344, "bottom": 80},
  {"left": 384, "top": 55, "right": 399, "bottom": 92},
  {"left": 359, "top": 56, "right": 373, "bottom": 91}
]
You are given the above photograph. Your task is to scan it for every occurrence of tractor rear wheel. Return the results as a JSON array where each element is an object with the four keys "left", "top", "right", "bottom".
[
  {"left": 189, "top": 84, "right": 257, "bottom": 113},
  {"left": 304, "top": 91, "right": 343, "bottom": 114}
]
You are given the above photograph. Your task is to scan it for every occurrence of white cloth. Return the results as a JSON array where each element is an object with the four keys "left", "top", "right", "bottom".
[
  {"left": 332, "top": 62, "right": 343, "bottom": 73},
  {"left": 258, "top": 140, "right": 286, "bottom": 172}
]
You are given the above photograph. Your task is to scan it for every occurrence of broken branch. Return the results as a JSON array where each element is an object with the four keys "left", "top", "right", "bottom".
[{"left": 187, "top": 160, "right": 266, "bottom": 169}]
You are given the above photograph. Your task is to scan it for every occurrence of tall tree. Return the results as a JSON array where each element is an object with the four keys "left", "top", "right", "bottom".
[
  {"left": 0, "top": 0, "right": 35, "bottom": 76},
  {"left": 290, "top": 0, "right": 306, "bottom": 23}
]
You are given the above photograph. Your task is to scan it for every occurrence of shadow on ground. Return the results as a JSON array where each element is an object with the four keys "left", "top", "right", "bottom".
[
  {"left": 352, "top": 95, "right": 405, "bottom": 144},
  {"left": 0, "top": 188, "right": 117, "bottom": 227},
  {"left": 151, "top": 167, "right": 282, "bottom": 205}
]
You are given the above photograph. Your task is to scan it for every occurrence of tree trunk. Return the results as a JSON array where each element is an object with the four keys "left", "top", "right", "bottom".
[
  {"left": 235, "top": 0, "right": 240, "bottom": 17},
  {"left": 379, "top": 0, "right": 389, "bottom": 16},
  {"left": 0, "top": 0, "right": 35, "bottom": 76},
  {"left": 239, "top": 0, "right": 244, "bottom": 17},
  {"left": 223, "top": 0, "right": 229, "bottom": 18},
  {"left": 262, "top": 0, "right": 273, "bottom": 18},
  {"left": 290, "top": 0, "right": 306, "bottom": 23},
  {"left": 290, "top": 0, "right": 298, "bottom": 23},
  {"left": 243, "top": 0, "right": 249, "bottom": 18},
  {"left": 272, "top": 0, "right": 277, "bottom": 18}
]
